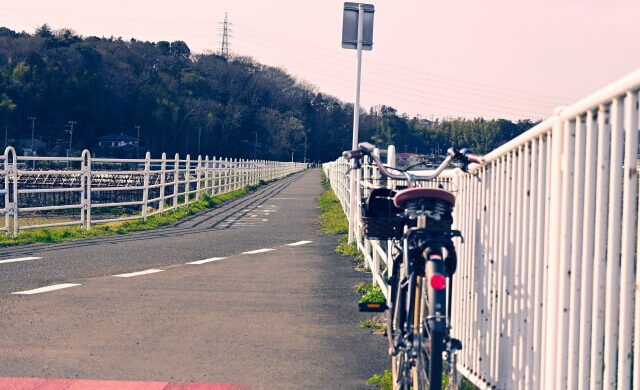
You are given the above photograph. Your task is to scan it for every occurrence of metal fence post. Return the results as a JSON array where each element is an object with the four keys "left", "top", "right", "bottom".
[
  {"left": 173, "top": 153, "right": 179, "bottom": 209},
  {"left": 142, "top": 152, "right": 150, "bottom": 221},
  {"left": 159, "top": 153, "right": 166, "bottom": 211},
  {"left": 223, "top": 157, "right": 228, "bottom": 192},
  {"left": 4, "top": 147, "right": 17, "bottom": 237},
  {"left": 204, "top": 156, "right": 209, "bottom": 195},
  {"left": 212, "top": 156, "right": 217, "bottom": 195},
  {"left": 81, "top": 149, "right": 92, "bottom": 230},
  {"left": 10, "top": 147, "right": 17, "bottom": 237},
  {"left": 185, "top": 154, "right": 191, "bottom": 205},
  {"left": 196, "top": 155, "right": 202, "bottom": 200},
  {"left": 2, "top": 147, "right": 8, "bottom": 237}
]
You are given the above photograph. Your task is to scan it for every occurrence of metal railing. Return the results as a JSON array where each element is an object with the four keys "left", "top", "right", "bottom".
[
  {"left": 0, "top": 148, "right": 305, "bottom": 237},
  {"left": 323, "top": 68, "right": 640, "bottom": 390}
]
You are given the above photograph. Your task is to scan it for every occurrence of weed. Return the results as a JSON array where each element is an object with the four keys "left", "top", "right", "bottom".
[
  {"left": 358, "top": 284, "right": 386, "bottom": 304},
  {"left": 336, "top": 235, "right": 365, "bottom": 269},
  {"left": 360, "top": 315, "right": 386, "bottom": 333},
  {"left": 320, "top": 169, "right": 331, "bottom": 190},
  {"left": 366, "top": 370, "right": 392, "bottom": 390}
]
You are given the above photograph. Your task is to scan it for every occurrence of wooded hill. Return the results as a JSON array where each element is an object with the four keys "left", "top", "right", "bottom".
[{"left": 0, "top": 25, "right": 537, "bottom": 161}]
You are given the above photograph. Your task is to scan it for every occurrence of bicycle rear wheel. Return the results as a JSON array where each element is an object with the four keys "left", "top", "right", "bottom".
[{"left": 414, "top": 256, "right": 446, "bottom": 390}]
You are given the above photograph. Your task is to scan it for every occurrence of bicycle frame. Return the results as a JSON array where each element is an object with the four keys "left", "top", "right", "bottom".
[{"left": 347, "top": 142, "right": 480, "bottom": 390}]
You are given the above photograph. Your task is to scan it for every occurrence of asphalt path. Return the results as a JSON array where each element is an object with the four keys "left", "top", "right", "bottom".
[{"left": 0, "top": 169, "right": 388, "bottom": 389}]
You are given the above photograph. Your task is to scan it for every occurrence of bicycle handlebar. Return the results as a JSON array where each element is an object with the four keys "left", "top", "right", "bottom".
[{"left": 342, "top": 142, "right": 483, "bottom": 183}]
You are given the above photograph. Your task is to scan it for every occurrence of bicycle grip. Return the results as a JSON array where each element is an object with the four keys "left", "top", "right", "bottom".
[{"left": 342, "top": 149, "right": 364, "bottom": 160}]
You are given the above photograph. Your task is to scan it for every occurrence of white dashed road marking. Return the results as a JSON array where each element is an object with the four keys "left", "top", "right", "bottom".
[
  {"left": 114, "top": 269, "right": 164, "bottom": 278},
  {"left": 186, "top": 257, "right": 227, "bottom": 265},
  {"left": 0, "top": 256, "right": 42, "bottom": 265},
  {"left": 287, "top": 241, "right": 313, "bottom": 246},
  {"left": 242, "top": 248, "right": 275, "bottom": 255},
  {"left": 262, "top": 219, "right": 268, "bottom": 222},
  {"left": 12, "top": 283, "right": 81, "bottom": 295}
]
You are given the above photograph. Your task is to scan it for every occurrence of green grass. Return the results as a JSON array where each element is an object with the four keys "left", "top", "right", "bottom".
[
  {"left": 318, "top": 169, "right": 349, "bottom": 235},
  {"left": 336, "top": 234, "right": 365, "bottom": 269},
  {"left": 357, "top": 283, "right": 386, "bottom": 304},
  {"left": 366, "top": 370, "right": 392, "bottom": 390},
  {"left": 320, "top": 170, "right": 331, "bottom": 189},
  {"left": 367, "top": 367, "right": 478, "bottom": 390},
  {"left": 318, "top": 189, "right": 349, "bottom": 235},
  {"left": 0, "top": 184, "right": 264, "bottom": 247}
]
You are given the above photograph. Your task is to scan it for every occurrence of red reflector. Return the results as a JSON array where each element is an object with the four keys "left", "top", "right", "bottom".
[{"left": 430, "top": 274, "right": 446, "bottom": 290}]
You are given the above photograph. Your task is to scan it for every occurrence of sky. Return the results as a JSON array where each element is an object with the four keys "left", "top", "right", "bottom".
[{"left": 1, "top": 0, "right": 640, "bottom": 121}]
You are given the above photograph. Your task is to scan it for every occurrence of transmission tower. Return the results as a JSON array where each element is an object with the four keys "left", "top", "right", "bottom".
[{"left": 219, "top": 12, "right": 232, "bottom": 59}]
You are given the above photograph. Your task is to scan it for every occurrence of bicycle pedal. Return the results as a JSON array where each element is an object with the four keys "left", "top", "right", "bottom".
[
  {"left": 358, "top": 302, "right": 388, "bottom": 312},
  {"left": 449, "top": 338, "right": 463, "bottom": 350}
]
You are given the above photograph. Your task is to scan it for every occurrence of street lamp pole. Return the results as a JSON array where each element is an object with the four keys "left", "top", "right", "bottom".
[
  {"left": 135, "top": 125, "right": 141, "bottom": 158},
  {"left": 65, "top": 120, "right": 77, "bottom": 157}
]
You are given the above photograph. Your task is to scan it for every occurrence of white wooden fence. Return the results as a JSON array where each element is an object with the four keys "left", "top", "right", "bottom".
[
  {"left": 0, "top": 148, "right": 304, "bottom": 237},
  {"left": 323, "top": 68, "right": 640, "bottom": 390}
]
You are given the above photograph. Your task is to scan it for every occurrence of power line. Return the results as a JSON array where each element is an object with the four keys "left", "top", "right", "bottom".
[
  {"left": 230, "top": 33, "right": 558, "bottom": 116},
  {"left": 231, "top": 27, "right": 565, "bottom": 109},
  {"left": 231, "top": 36, "right": 550, "bottom": 118},
  {"left": 231, "top": 23, "right": 573, "bottom": 102}
]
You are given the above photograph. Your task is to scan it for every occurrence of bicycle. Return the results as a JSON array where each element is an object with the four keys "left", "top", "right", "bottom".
[{"left": 343, "top": 142, "right": 482, "bottom": 390}]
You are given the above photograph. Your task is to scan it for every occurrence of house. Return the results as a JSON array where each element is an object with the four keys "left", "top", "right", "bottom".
[
  {"left": 97, "top": 133, "right": 147, "bottom": 158},
  {"left": 97, "top": 133, "right": 138, "bottom": 148},
  {"left": 395, "top": 153, "right": 421, "bottom": 168},
  {"left": 14, "top": 138, "right": 47, "bottom": 155}
]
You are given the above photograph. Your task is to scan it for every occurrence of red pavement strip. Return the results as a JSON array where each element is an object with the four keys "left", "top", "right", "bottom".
[{"left": 0, "top": 378, "right": 247, "bottom": 390}]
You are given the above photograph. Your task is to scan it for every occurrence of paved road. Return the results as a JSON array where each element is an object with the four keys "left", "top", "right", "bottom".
[{"left": 0, "top": 169, "right": 387, "bottom": 389}]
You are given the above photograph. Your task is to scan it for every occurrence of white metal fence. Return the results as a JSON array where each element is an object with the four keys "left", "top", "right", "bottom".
[
  {"left": 0, "top": 147, "right": 304, "bottom": 237},
  {"left": 323, "top": 68, "right": 640, "bottom": 390}
]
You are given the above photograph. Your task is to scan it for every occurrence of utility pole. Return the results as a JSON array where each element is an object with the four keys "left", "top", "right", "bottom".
[
  {"left": 219, "top": 12, "right": 231, "bottom": 59},
  {"left": 135, "top": 125, "right": 141, "bottom": 158},
  {"left": 27, "top": 116, "right": 36, "bottom": 152},
  {"left": 303, "top": 132, "right": 308, "bottom": 164},
  {"left": 65, "top": 120, "right": 77, "bottom": 158},
  {"left": 198, "top": 127, "right": 202, "bottom": 156},
  {"left": 27, "top": 116, "right": 36, "bottom": 169}
]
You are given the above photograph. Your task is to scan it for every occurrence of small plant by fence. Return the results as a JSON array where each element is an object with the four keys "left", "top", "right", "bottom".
[{"left": 0, "top": 147, "right": 305, "bottom": 237}]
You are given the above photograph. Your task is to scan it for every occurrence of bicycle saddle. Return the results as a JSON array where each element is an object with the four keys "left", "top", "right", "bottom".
[{"left": 393, "top": 187, "right": 456, "bottom": 209}]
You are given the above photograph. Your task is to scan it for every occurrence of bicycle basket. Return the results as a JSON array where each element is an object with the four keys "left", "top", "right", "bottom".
[{"left": 361, "top": 188, "right": 404, "bottom": 240}]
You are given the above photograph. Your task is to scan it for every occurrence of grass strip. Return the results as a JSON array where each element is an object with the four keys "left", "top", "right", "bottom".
[
  {"left": 318, "top": 189, "right": 349, "bottom": 235},
  {"left": 0, "top": 181, "right": 267, "bottom": 247}
]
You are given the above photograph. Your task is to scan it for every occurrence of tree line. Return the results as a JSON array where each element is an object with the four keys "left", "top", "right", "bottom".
[{"left": 0, "top": 25, "right": 538, "bottom": 161}]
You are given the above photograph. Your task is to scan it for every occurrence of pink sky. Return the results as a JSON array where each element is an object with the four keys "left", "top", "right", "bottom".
[{"left": 1, "top": 0, "right": 639, "bottom": 120}]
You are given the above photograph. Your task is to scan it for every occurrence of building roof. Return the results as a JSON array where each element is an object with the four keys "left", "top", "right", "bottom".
[
  {"left": 97, "top": 133, "right": 137, "bottom": 142},
  {"left": 118, "top": 143, "right": 146, "bottom": 152}
]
